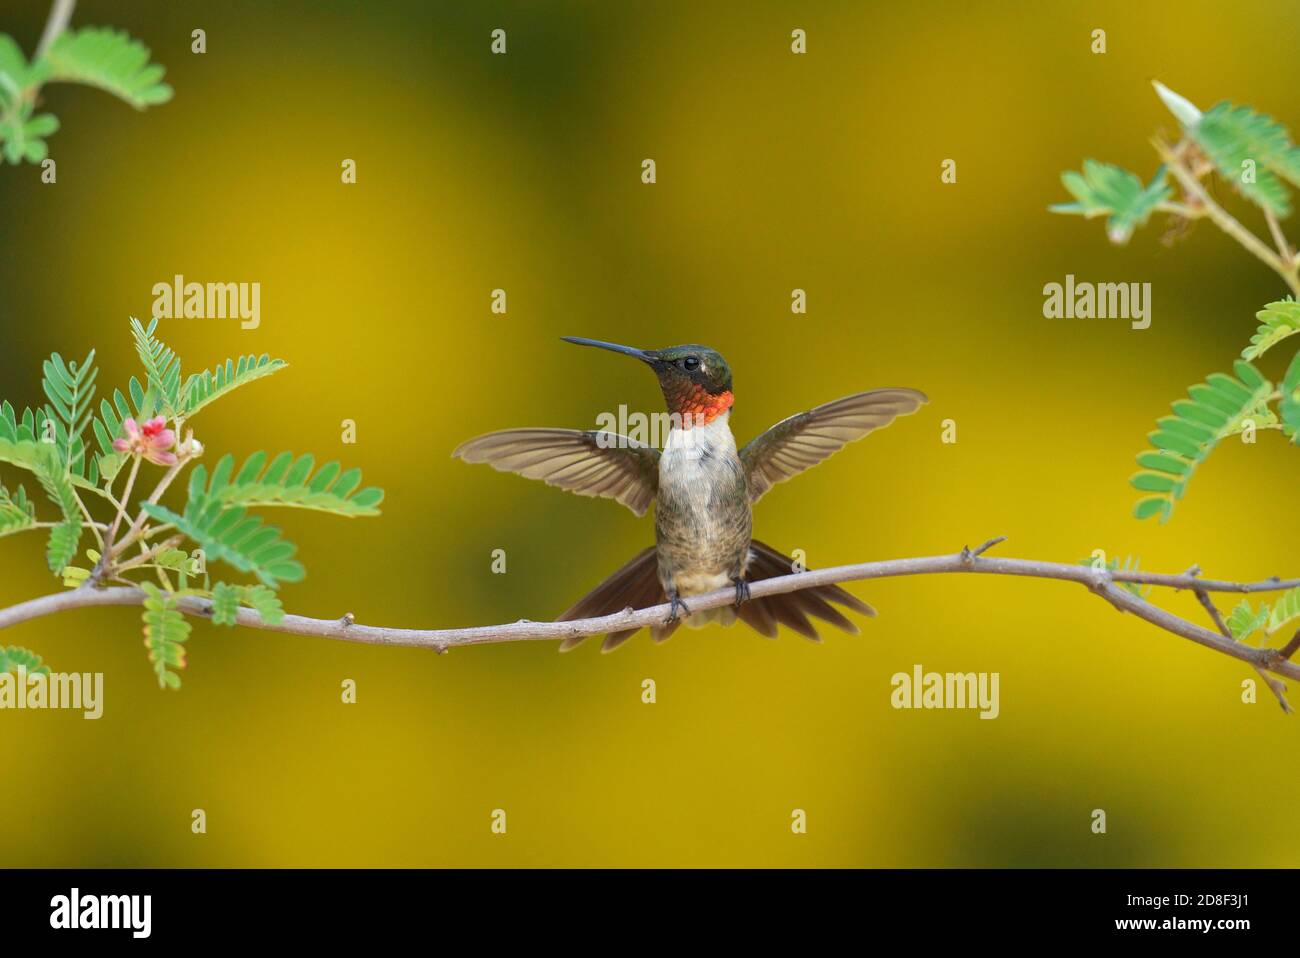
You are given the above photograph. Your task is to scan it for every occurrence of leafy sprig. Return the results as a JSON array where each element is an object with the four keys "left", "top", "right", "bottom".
[
  {"left": 1243, "top": 300, "right": 1300, "bottom": 361},
  {"left": 1050, "top": 161, "right": 1171, "bottom": 245},
  {"left": 1053, "top": 83, "right": 1300, "bottom": 523},
  {"left": 0, "top": 483, "right": 36, "bottom": 539},
  {"left": 1224, "top": 590, "right": 1300, "bottom": 645},
  {"left": 140, "top": 582, "right": 190, "bottom": 689},
  {"left": 42, "top": 27, "right": 173, "bottom": 109},
  {"left": 0, "top": 16, "right": 171, "bottom": 166},
  {"left": 0, "top": 319, "right": 383, "bottom": 688}
]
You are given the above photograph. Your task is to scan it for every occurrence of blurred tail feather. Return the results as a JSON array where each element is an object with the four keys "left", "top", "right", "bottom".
[
  {"left": 556, "top": 539, "right": 871, "bottom": 652},
  {"left": 740, "top": 539, "right": 874, "bottom": 642}
]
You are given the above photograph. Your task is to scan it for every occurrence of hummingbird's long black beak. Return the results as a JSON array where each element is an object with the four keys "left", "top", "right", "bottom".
[{"left": 561, "top": 336, "right": 658, "bottom": 364}]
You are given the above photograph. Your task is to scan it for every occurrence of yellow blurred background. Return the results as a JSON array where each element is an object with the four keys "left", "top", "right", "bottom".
[{"left": 1, "top": 0, "right": 1298, "bottom": 867}]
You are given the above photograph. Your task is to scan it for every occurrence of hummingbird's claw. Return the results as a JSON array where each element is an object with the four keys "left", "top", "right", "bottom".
[
  {"left": 665, "top": 593, "right": 692, "bottom": 625},
  {"left": 731, "top": 577, "right": 751, "bottom": 606}
]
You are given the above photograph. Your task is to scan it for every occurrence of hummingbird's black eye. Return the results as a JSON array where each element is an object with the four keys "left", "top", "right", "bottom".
[{"left": 683, "top": 356, "right": 701, "bottom": 371}]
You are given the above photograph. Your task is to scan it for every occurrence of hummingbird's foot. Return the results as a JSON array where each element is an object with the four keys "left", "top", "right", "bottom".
[
  {"left": 731, "top": 576, "right": 751, "bottom": 606},
  {"left": 665, "top": 592, "right": 692, "bottom": 625}
]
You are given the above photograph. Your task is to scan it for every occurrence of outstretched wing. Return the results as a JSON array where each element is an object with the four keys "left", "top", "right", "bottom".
[
  {"left": 739, "top": 389, "right": 927, "bottom": 504},
  {"left": 452, "top": 428, "right": 660, "bottom": 516}
]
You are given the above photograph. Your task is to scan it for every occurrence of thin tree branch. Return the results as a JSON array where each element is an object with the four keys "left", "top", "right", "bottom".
[
  {"left": 2, "top": 539, "right": 1299, "bottom": 685},
  {"left": 104, "top": 453, "right": 141, "bottom": 550},
  {"left": 1155, "top": 136, "right": 1300, "bottom": 297},
  {"left": 1264, "top": 208, "right": 1294, "bottom": 265},
  {"left": 112, "top": 451, "right": 190, "bottom": 558},
  {"left": 34, "top": 0, "right": 74, "bottom": 61},
  {"left": 1189, "top": 572, "right": 1291, "bottom": 712}
]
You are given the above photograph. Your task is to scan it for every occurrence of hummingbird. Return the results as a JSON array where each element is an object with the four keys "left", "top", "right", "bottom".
[{"left": 452, "top": 337, "right": 927, "bottom": 652}]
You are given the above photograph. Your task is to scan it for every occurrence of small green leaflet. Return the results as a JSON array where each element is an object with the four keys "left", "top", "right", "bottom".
[
  {"left": 140, "top": 583, "right": 190, "bottom": 689},
  {"left": 1243, "top": 300, "right": 1300, "bottom": 361},
  {"left": 211, "top": 582, "right": 285, "bottom": 627},
  {"left": 1226, "top": 600, "right": 1270, "bottom": 642},
  {"left": 0, "top": 103, "right": 59, "bottom": 165},
  {"left": 0, "top": 645, "right": 49, "bottom": 675},
  {"left": 1050, "top": 160, "right": 1171, "bottom": 244},
  {"left": 0, "top": 483, "right": 35, "bottom": 539}
]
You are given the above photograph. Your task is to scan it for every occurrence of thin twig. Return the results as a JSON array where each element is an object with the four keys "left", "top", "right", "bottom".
[
  {"left": 34, "top": 0, "right": 74, "bottom": 61},
  {"left": 1264, "top": 208, "right": 1294, "bottom": 264},
  {"left": 112, "top": 455, "right": 188, "bottom": 557},
  {"left": 32, "top": 520, "right": 107, "bottom": 531},
  {"left": 1190, "top": 575, "right": 1290, "bottom": 712},
  {"left": 2, "top": 541, "right": 1299, "bottom": 686},
  {"left": 113, "top": 535, "right": 184, "bottom": 575},
  {"left": 1155, "top": 136, "right": 1300, "bottom": 297},
  {"left": 104, "top": 454, "right": 141, "bottom": 550},
  {"left": 70, "top": 494, "right": 104, "bottom": 551}
]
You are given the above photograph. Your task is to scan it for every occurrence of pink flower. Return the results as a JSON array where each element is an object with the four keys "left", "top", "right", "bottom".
[{"left": 113, "top": 416, "right": 178, "bottom": 466}]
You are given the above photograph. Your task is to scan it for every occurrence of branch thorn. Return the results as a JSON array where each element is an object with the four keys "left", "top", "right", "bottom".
[{"left": 963, "top": 536, "right": 1007, "bottom": 564}]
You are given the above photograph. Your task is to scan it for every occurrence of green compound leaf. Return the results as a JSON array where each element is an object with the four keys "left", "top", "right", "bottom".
[
  {"left": 0, "top": 645, "right": 50, "bottom": 675},
  {"left": 140, "top": 583, "right": 190, "bottom": 689},
  {"left": 182, "top": 354, "right": 287, "bottom": 418},
  {"left": 41, "top": 27, "right": 173, "bottom": 109},
  {"left": 210, "top": 582, "right": 240, "bottom": 626},
  {"left": 0, "top": 433, "right": 84, "bottom": 572},
  {"left": 141, "top": 463, "right": 305, "bottom": 588},
  {"left": 0, "top": 483, "right": 36, "bottom": 539},
  {"left": 0, "top": 102, "right": 59, "bottom": 165},
  {"left": 1050, "top": 160, "right": 1171, "bottom": 244},
  {"left": 1243, "top": 300, "right": 1300, "bottom": 361},
  {"left": 1227, "top": 600, "right": 1270, "bottom": 642},
  {"left": 0, "top": 401, "right": 96, "bottom": 485},
  {"left": 240, "top": 585, "right": 284, "bottom": 624},
  {"left": 1131, "top": 360, "right": 1274, "bottom": 522},
  {"left": 129, "top": 317, "right": 181, "bottom": 418},
  {"left": 41, "top": 349, "right": 97, "bottom": 471},
  {"left": 44, "top": 519, "right": 82, "bottom": 576},
  {"left": 204, "top": 451, "right": 384, "bottom": 517},
  {"left": 1268, "top": 587, "right": 1300, "bottom": 637},
  {"left": 1190, "top": 101, "right": 1300, "bottom": 217},
  {"left": 211, "top": 581, "right": 285, "bottom": 627}
]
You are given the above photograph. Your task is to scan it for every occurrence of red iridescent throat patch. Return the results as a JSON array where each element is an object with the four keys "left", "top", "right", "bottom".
[{"left": 668, "top": 384, "right": 734, "bottom": 426}]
